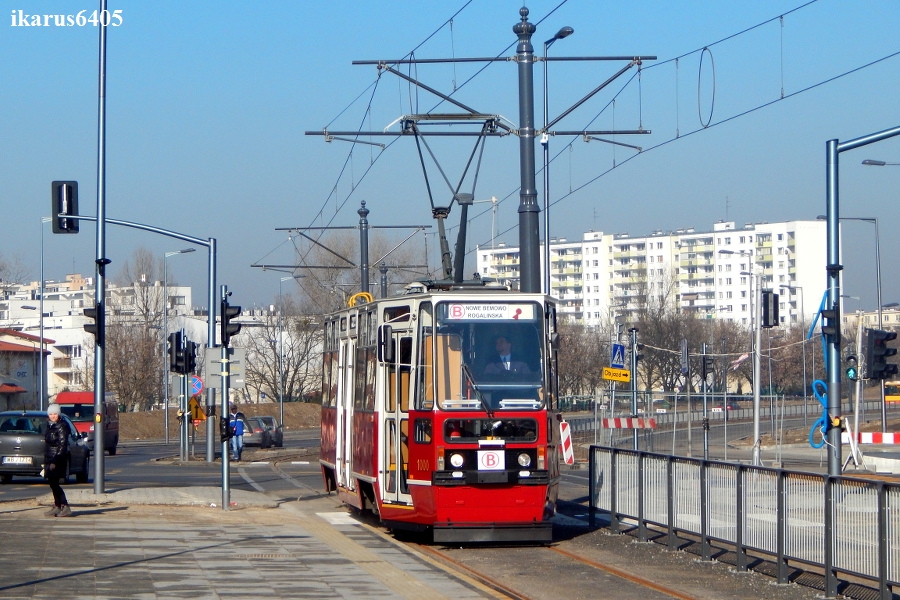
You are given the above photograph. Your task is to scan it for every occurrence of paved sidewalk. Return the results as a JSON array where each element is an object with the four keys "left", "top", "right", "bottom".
[{"left": 0, "top": 488, "right": 502, "bottom": 600}]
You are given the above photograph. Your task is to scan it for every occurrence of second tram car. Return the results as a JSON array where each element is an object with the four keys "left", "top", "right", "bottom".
[{"left": 320, "top": 282, "right": 561, "bottom": 542}]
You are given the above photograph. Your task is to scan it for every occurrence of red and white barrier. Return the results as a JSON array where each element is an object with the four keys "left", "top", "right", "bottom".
[
  {"left": 559, "top": 421, "right": 574, "bottom": 465},
  {"left": 841, "top": 431, "right": 900, "bottom": 445},
  {"left": 602, "top": 418, "right": 657, "bottom": 429}
]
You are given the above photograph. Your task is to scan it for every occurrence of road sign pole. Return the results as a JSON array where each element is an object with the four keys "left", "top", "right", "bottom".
[{"left": 221, "top": 285, "right": 231, "bottom": 511}]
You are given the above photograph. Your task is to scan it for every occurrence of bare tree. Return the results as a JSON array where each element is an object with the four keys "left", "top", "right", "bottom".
[
  {"left": 241, "top": 294, "right": 323, "bottom": 404},
  {"left": 0, "top": 252, "right": 31, "bottom": 287},
  {"left": 103, "top": 248, "right": 165, "bottom": 411},
  {"left": 291, "top": 230, "right": 429, "bottom": 315}
]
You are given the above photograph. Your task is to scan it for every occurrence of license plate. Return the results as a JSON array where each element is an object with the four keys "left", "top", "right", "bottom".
[{"left": 2, "top": 456, "right": 32, "bottom": 465}]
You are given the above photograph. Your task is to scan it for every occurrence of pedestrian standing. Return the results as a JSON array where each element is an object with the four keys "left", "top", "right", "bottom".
[
  {"left": 44, "top": 404, "right": 72, "bottom": 517},
  {"left": 229, "top": 404, "right": 245, "bottom": 462}
]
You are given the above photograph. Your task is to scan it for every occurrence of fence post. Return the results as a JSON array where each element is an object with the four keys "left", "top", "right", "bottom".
[
  {"left": 776, "top": 468, "right": 788, "bottom": 584},
  {"left": 736, "top": 464, "right": 747, "bottom": 571},
  {"left": 701, "top": 459, "right": 711, "bottom": 560},
  {"left": 667, "top": 456, "right": 677, "bottom": 550},
  {"left": 638, "top": 452, "right": 648, "bottom": 542},
  {"left": 610, "top": 448, "right": 619, "bottom": 534},
  {"left": 588, "top": 445, "right": 596, "bottom": 527},
  {"left": 824, "top": 474, "right": 837, "bottom": 599},
  {"left": 878, "top": 482, "right": 889, "bottom": 600}
]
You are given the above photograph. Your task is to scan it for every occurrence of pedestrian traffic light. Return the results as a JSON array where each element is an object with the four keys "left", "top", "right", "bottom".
[
  {"left": 221, "top": 295, "right": 242, "bottom": 347},
  {"left": 761, "top": 290, "right": 779, "bottom": 328},
  {"left": 845, "top": 355, "right": 859, "bottom": 381},
  {"left": 219, "top": 416, "right": 233, "bottom": 442},
  {"left": 863, "top": 328, "right": 898, "bottom": 380},
  {"left": 51, "top": 181, "right": 79, "bottom": 234},
  {"left": 83, "top": 303, "right": 103, "bottom": 340},
  {"left": 167, "top": 332, "right": 183, "bottom": 372}
]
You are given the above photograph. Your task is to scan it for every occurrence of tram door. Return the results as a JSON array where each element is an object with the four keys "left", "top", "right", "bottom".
[
  {"left": 336, "top": 337, "right": 356, "bottom": 491},
  {"left": 383, "top": 332, "right": 413, "bottom": 504}
]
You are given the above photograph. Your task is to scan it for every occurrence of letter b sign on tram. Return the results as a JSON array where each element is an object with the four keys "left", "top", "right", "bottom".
[{"left": 478, "top": 449, "right": 505, "bottom": 470}]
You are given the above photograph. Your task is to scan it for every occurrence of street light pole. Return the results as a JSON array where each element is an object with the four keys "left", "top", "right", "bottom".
[
  {"left": 720, "top": 248, "right": 762, "bottom": 465},
  {"left": 541, "top": 25, "right": 574, "bottom": 296},
  {"left": 279, "top": 276, "right": 292, "bottom": 428},
  {"left": 781, "top": 285, "right": 807, "bottom": 425},
  {"left": 163, "top": 248, "right": 195, "bottom": 445}
]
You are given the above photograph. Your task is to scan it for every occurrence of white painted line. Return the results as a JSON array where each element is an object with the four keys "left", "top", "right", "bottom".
[
  {"left": 317, "top": 512, "right": 360, "bottom": 526},
  {"left": 291, "top": 461, "right": 310, "bottom": 465},
  {"left": 238, "top": 468, "right": 267, "bottom": 492}
]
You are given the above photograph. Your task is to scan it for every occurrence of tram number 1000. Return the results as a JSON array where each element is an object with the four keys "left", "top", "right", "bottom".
[{"left": 417, "top": 459, "right": 431, "bottom": 470}]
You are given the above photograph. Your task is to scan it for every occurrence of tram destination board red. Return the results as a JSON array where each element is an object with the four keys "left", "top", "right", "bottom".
[{"left": 602, "top": 366, "right": 631, "bottom": 382}]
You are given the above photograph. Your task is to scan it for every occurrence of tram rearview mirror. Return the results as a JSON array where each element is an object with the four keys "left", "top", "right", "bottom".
[
  {"left": 549, "top": 332, "right": 560, "bottom": 350},
  {"left": 378, "top": 325, "right": 394, "bottom": 362}
]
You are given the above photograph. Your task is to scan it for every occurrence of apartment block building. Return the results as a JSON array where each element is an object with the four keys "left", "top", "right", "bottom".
[
  {"left": 476, "top": 220, "right": 826, "bottom": 327},
  {"left": 0, "top": 274, "right": 193, "bottom": 403}
]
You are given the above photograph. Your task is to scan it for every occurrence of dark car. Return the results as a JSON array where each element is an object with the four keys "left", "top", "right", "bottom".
[
  {"left": 0, "top": 411, "right": 90, "bottom": 484},
  {"left": 255, "top": 416, "right": 283, "bottom": 448},
  {"left": 241, "top": 417, "right": 272, "bottom": 449}
]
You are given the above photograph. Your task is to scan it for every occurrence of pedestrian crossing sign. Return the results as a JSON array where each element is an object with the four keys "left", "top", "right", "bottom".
[{"left": 611, "top": 343, "right": 626, "bottom": 369}]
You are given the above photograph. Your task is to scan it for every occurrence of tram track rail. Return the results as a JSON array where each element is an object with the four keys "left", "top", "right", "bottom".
[{"left": 412, "top": 539, "right": 701, "bottom": 600}]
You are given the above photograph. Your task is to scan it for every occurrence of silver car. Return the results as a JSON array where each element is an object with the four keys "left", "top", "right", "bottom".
[
  {"left": 241, "top": 417, "right": 272, "bottom": 449},
  {"left": 0, "top": 411, "right": 90, "bottom": 484},
  {"left": 255, "top": 416, "right": 283, "bottom": 448}
]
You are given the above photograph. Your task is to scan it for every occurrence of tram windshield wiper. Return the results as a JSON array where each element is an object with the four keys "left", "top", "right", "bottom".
[{"left": 461, "top": 363, "right": 493, "bottom": 418}]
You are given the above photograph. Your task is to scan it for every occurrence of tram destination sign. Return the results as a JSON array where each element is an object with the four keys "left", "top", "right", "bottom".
[
  {"left": 446, "top": 303, "right": 535, "bottom": 320},
  {"left": 602, "top": 367, "right": 631, "bottom": 383}
]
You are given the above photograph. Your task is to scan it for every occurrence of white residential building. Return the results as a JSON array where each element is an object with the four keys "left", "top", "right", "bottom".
[
  {"left": 476, "top": 220, "right": 827, "bottom": 327},
  {"left": 0, "top": 274, "right": 194, "bottom": 401}
]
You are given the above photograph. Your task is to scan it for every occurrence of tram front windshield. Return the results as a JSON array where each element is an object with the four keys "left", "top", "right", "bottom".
[{"left": 428, "top": 301, "right": 545, "bottom": 411}]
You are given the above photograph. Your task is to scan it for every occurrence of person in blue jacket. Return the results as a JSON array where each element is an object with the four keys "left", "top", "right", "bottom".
[{"left": 228, "top": 404, "right": 245, "bottom": 462}]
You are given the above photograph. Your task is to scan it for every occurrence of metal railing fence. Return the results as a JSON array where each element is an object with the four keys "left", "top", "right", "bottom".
[{"left": 589, "top": 446, "right": 900, "bottom": 599}]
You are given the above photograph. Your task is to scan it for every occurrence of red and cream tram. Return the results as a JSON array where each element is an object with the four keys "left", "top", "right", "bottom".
[{"left": 320, "top": 283, "right": 561, "bottom": 542}]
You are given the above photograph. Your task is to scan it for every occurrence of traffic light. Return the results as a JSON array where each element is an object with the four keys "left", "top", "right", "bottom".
[
  {"left": 167, "top": 332, "right": 183, "bottom": 372},
  {"left": 51, "top": 181, "right": 79, "bottom": 234},
  {"left": 83, "top": 303, "right": 104, "bottom": 340},
  {"left": 184, "top": 341, "right": 198, "bottom": 374},
  {"left": 701, "top": 355, "right": 714, "bottom": 380},
  {"left": 761, "top": 290, "right": 779, "bottom": 328},
  {"left": 221, "top": 295, "right": 242, "bottom": 347},
  {"left": 863, "top": 328, "right": 898, "bottom": 380},
  {"left": 845, "top": 355, "right": 859, "bottom": 381}
]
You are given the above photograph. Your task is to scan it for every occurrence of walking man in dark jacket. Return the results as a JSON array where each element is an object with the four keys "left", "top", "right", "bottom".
[{"left": 44, "top": 404, "right": 72, "bottom": 517}]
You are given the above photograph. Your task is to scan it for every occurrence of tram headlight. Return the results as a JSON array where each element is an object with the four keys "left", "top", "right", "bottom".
[
  {"left": 517, "top": 452, "right": 532, "bottom": 468},
  {"left": 449, "top": 453, "right": 465, "bottom": 468}
]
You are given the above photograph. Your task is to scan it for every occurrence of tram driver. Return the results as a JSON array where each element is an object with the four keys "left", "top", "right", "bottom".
[{"left": 483, "top": 335, "right": 532, "bottom": 376}]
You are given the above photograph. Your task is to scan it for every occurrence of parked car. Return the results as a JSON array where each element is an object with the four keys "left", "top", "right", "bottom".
[
  {"left": 255, "top": 416, "right": 283, "bottom": 448},
  {"left": 241, "top": 417, "right": 272, "bottom": 448},
  {"left": 714, "top": 401, "right": 742, "bottom": 411},
  {"left": 0, "top": 410, "right": 90, "bottom": 484}
]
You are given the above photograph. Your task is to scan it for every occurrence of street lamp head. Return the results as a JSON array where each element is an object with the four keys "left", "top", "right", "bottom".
[
  {"left": 555, "top": 26, "right": 574, "bottom": 40},
  {"left": 545, "top": 26, "right": 574, "bottom": 47},
  {"left": 166, "top": 248, "right": 196, "bottom": 258},
  {"left": 862, "top": 159, "right": 887, "bottom": 166}
]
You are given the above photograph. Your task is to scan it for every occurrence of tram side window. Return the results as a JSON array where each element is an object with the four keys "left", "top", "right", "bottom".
[
  {"left": 322, "top": 352, "right": 333, "bottom": 407},
  {"left": 354, "top": 347, "right": 376, "bottom": 411},
  {"left": 387, "top": 337, "right": 412, "bottom": 413},
  {"left": 416, "top": 302, "right": 434, "bottom": 410}
]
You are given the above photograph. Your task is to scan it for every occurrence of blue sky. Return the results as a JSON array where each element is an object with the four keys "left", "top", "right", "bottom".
[{"left": 2, "top": 0, "right": 899, "bottom": 312}]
